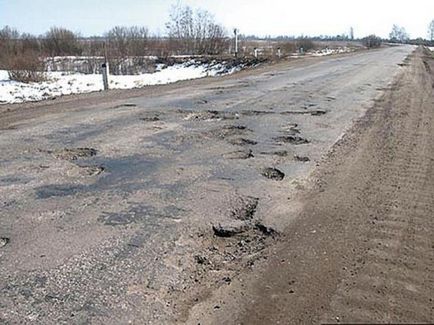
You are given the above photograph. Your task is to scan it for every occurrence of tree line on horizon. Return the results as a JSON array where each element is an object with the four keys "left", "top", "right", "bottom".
[{"left": 0, "top": 2, "right": 433, "bottom": 82}]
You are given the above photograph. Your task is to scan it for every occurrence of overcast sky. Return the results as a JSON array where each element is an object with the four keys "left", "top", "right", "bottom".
[{"left": 1, "top": 0, "right": 433, "bottom": 39}]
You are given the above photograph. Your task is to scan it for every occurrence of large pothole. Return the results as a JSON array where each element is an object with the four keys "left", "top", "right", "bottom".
[{"left": 51, "top": 148, "right": 97, "bottom": 161}]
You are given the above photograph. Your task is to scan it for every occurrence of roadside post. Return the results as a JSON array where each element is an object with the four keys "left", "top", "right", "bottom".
[
  {"left": 102, "top": 62, "right": 109, "bottom": 91},
  {"left": 234, "top": 28, "right": 238, "bottom": 58},
  {"left": 254, "top": 48, "right": 258, "bottom": 58},
  {"left": 102, "top": 41, "right": 109, "bottom": 91},
  {"left": 277, "top": 47, "right": 282, "bottom": 58}
]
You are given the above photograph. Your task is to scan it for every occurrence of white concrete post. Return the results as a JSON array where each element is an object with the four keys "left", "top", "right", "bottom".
[
  {"left": 234, "top": 28, "right": 239, "bottom": 57},
  {"left": 102, "top": 62, "right": 109, "bottom": 91},
  {"left": 102, "top": 41, "right": 109, "bottom": 91}
]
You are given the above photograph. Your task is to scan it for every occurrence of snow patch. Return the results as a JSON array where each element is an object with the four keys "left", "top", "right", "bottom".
[
  {"left": 311, "top": 47, "right": 354, "bottom": 57},
  {"left": 0, "top": 60, "right": 242, "bottom": 104}
]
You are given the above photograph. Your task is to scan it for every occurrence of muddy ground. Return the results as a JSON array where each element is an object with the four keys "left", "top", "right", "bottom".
[{"left": 0, "top": 45, "right": 426, "bottom": 324}]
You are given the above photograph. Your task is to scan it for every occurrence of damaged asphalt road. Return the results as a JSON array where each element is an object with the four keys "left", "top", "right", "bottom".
[{"left": 0, "top": 46, "right": 415, "bottom": 324}]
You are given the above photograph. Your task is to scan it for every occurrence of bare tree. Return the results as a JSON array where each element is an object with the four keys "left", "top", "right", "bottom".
[
  {"left": 389, "top": 24, "right": 409, "bottom": 43},
  {"left": 428, "top": 20, "right": 434, "bottom": 41},
  {"left": 42, "top": 27, "right": 82, "bottom": 56},
  {"left": 166, "top": 3, "right": 227, "bottom": 55},
  {"left": 106, "top": 26, "right": 149, "bottom": 58}
]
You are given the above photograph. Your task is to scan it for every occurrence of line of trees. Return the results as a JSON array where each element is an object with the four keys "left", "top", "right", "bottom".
[
  {"left": 429, "top": 20, "right": 434, "bottom": 41},
  {"left": 1, "top": 6, "right": 434, "bottom": 83},
  {"left": 0, "top": 3, "right": 229, "bottom": 80},
  {"left": 2, "top": 20, "right": 434, "bottom": 64}
]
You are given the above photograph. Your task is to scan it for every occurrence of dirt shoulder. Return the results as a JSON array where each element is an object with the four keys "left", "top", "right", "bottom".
[{"left": 187, "top": 47, "right": 434, "bottom": 324}]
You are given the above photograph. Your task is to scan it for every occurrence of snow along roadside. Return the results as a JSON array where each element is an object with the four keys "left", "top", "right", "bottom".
[{"left": 0, "top": 60, "right": 243, "bottom": 104}]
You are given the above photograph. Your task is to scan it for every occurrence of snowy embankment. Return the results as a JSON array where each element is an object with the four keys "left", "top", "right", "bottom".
[{"left": 0, "top": 60, "right": 242, "bottom": 104}]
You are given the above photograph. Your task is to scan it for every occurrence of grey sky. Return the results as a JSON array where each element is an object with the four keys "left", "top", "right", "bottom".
[{"left": 1, "top": 0, "right": 433, "bottom": 38}]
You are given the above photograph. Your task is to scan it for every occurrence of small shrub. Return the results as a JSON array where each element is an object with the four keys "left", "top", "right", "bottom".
[
  {"left": 278, "top": 41, "right": 297, "bottom": 54},
  {"left": 7, "top": 51, "right": 45, "bottom": 83},
  {"left": 362, "top": 35, "right": 382, "bottom": 48},
  {"left": 296, "top": 37, "right": 316, "bottom": 51}
]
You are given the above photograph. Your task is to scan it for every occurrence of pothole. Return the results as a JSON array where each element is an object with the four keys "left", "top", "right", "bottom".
[
  {"left": 241, "top": 110, "right": 274, "bottom": 116},
  {"left": 51, "top": 148, "right": 97, "bottom": 161},
  {"left": 310, "top": 110, "right": 327, "bottom": 116},
  {"left": 212, "top": 196, "right": 259, "bottom": 237},
  {"left": 274, "top": 135, "right": 309, "bottom": 145},
  {"left": 222, "top": 149, "right": 254, "bottom": 160},
  {"left": 230, "top": 196, "right": 259, "bottom": 221},
  {"left": 140, "top": 116, "right": 160, "bottom": 122},
  {"left": 78, "top": 165, "right": 105, "bottom": 176},
  {"left": 261, "top": 150, "right": 292, "bottom": 157},
  {"left": 206, "top": 125, "right": 250, "bottom": 140},
  {"left": 261, "top": 167, "right": 285, "bottom": 181},
  {"left": 228, "top": 138, "right": 258, "bottom": 146},
  {"left": 212, "top": 220, "right": 249, "bottom": 237},
  {"left": 294, "top": 155, "right": 310, "bottom": 162},
  {"left": 113, "top": 103, "right": 137, "bottom": 109},
  {"left": 183, "top": 110, "right": 238, "bottom": 121},
  {"left": 280, "top": 109, "right": 327, "bottom": 116},
  {"left": 0, "top": 237, "right": 10, "bottom": 248}
]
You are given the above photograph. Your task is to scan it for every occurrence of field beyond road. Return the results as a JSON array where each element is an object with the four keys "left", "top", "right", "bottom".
[{"left": 1, "top": 45, "right": 433, "bottom": 324}]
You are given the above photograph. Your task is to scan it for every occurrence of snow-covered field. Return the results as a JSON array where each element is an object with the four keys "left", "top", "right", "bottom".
[{"left": 0, "top": 60, "right": 241, "bottom": 104}]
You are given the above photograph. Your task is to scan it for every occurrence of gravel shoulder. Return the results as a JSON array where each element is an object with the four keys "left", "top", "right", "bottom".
[{"left": 187, "top": 47, "right": 434, "bottom": 324}]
